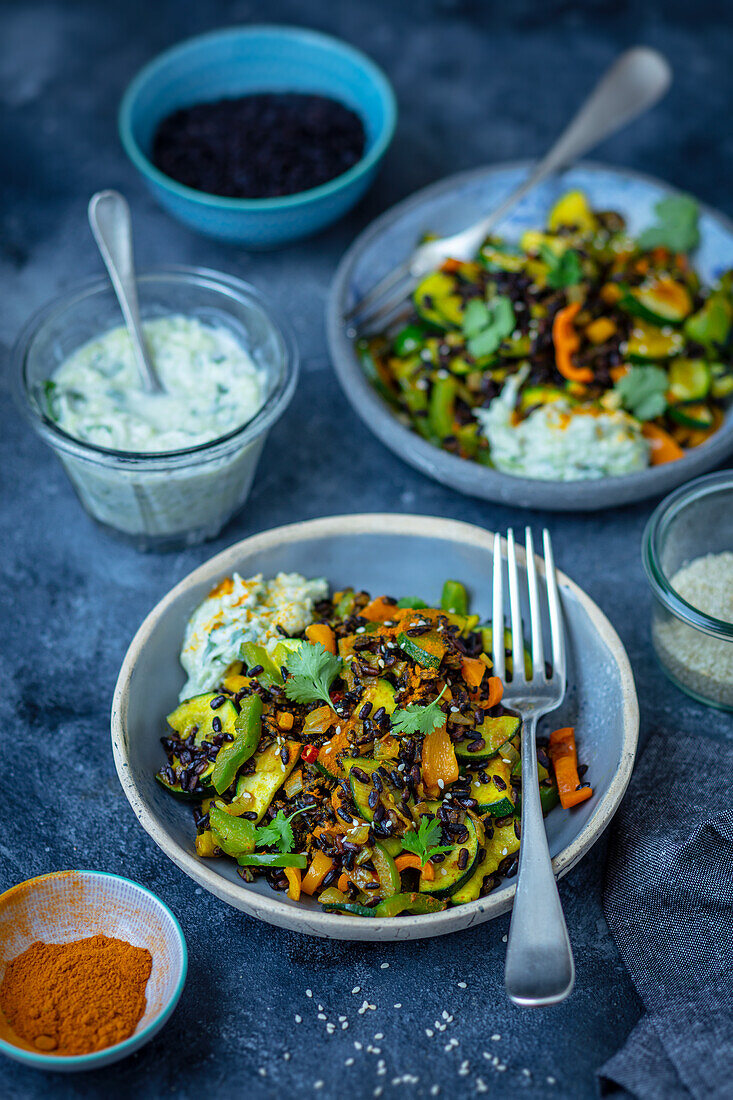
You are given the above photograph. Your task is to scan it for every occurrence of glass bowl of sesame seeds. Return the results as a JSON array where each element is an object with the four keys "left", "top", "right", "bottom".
[{"left": 643, "top": 471, "right": 733, "bottom": 710}]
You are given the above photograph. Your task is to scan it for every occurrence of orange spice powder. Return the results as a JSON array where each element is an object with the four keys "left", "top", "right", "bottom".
[{"left": 0, "top": 933, "right": 152, "bottom": 1055}]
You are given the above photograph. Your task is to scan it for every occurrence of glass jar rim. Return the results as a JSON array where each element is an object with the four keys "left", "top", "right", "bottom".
[
  {"left": 11, "top": 265, "right": 299, "bottom": 468},
  {"left": 642, "top": 470, "right": 733, "bottom": 640}
]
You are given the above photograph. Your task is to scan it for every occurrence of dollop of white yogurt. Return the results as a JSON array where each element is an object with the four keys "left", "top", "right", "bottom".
[
  {"left": 180, "top": 572, "right": 328, "bottom": 699},
  {"left": 476, "top": 374, "right": 650, "bottom": 481},
  {"left": 48, "top": 314, "right": 266, "bottom": 452}
]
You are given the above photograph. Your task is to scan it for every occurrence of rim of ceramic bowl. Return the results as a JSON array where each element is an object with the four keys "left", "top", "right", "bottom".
[
  {"left": 111, "top": 513, "right": 639, "bottom": 941},
  {"left": 0, "top": 869, "right": 187, "bottom": 1070},
  {"left": 327, "top": 161, "right": 733, "bottom": 510},
  {"left": 12, "top": 266, "right": 299, "bottom": 467},
  {"left": 118, "top": 24, "right": 397, "bottom": 211},
  {"left": 642, "top": 470, "right": 733, "bottom": 640}
]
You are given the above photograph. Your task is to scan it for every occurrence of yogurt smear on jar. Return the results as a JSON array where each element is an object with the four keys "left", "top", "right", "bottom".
[{"left": 48, "top": 314, "right": 266, "bottom": 452}]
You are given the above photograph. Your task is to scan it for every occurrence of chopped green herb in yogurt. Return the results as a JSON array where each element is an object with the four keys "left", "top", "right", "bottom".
[{"left": 49, "top": 315, "right": 266, "bottom": 452}]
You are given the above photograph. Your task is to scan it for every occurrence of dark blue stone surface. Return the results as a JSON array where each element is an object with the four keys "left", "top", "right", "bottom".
[{"left": 1, "top": 1, "right": 731, "bottom": 1096}]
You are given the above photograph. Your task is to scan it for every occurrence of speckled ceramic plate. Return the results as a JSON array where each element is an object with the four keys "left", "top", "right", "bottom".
[
  {"left": 327, "top": 162, "right": 733, "bottom": 510},
  {"left": 111, "top": 514, "right": 638, "bottom": 941}
]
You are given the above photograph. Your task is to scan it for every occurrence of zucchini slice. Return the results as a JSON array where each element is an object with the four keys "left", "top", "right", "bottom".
[
  {"left": 344, "top": 758, "right": 382, "bottom": 821},
  {"left": 450, "top": 817, "right": 521, "bottom": 905},
  {"left": 467, "top": 757, "right": 516, "bottom": 817},
  {"left": 167, "top": 693, "right": 238, "bottom": 741},
  {"left": 627, "top": 319, "right": 684, "bottom": 363},
  {"left": 668, "top": 402, "right": 715, "bottom": 429},
  {"left": 667, "top": 359, "right": 711, "bottom": 402},
  {"left": 396, "top": 630, "right": 445, "bottom": 670},
  {"left": 235, "top": 740, "right": 300, "bottom": 821},
  {"left": 417, "top": 805, "right": 480, "bottom": 899},
  {"left": 413, "top": 271, "right": 464, "bottom": 329},
  {"left": 454, "top": 715, "right": 521, "bottom": 763},
  {"left": 157, "top": 692, "right": 239, "bottom": 799},
  {"left": 621, "top": 278, "right": 693, "bottom": 326}
]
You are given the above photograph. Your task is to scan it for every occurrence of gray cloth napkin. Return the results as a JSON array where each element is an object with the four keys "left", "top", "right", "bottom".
[{"left": 598, "top": 731, "right": 733, "bottom": 1100}]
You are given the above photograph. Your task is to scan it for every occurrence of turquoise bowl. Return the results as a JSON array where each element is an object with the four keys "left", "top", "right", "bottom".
[
  {"left": 0, "top": 871, "right": 187, "bottom": 1071},
  {"left": 119, "top": 25, "right": 397, "bottom": 247}
]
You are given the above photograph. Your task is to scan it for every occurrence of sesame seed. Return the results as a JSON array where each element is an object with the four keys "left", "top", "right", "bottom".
[
  {"left": 258, "top": 1068, "right": 266, "bottom": 1077},
  {"left": 426, "top": 1028, "right": 434, "bottom": 1037},
  {"left": 380, "top": 962, "right": 389, "bottom": 969},
  {"left": 318, "top": 1012, "right": 327, "bottom": 1021},
  {"left": 354, "top": 1042, "right": 363, "bottom": 1050},
  {"left": 442, "top": 1010, "right": 450, "bottom": 1020},
  {"left": 497, "top": 1064, "right": 507, "bottom": 1072},
  {"left": 491, "top": 1034, "right": 501, "bottom": 1041},
  {"left": 476, "top": 1079, "right": 488, "bottom": 1093},
  {"left": 457, "top": 981, "right": 467, "bottom": 988},
  {"left": 394, "top": 1003, "right": 402, "bottom": 1008},
  {"left": 314, "top": 1082, "right": 324, "bottom": 1090},
  {"left": 438, "top": 779, "right": 445, "bottom": 790},
  {"left": 374, "top": 1032, "right": 384, "bottom": 1041},
  {"left": 295, "top": 1014, "right": 302, "bottom": 1023},
  {"left": 283, "top": 1052, "right": 291, "bottom": 1061},
  {"left": 345, "top": 1058, "right": 354, "bottom": 1066},
  {"left": 352, "top": 986, "right": 361, "bottom": 994},
  {"left": 522, "top": 1069, "right": 531, "bottom": 1077},
  {"left": 342, "top": 1022, "right": 349, "bottom": 1030},
  {"left": 547, "top": 1077, "right": 557, "bottom": 1085},
  {"left": 318, "top": 1003, "right": 324, "bottom": 1011},
  {"left": 306, "top": 989, "right": 313, "bottom": 997}
]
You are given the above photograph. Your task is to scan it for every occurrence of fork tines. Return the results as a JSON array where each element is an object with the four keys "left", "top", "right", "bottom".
[{"left": 492, "top": 528, "right": 565, "bottom": 688}]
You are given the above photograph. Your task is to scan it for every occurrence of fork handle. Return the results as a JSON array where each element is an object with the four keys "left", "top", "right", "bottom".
[
  {"left": 504, "top": 714, "right": 575, "bottom": 1007},
  {"left": 450, "top": 47, "right": 671, "bottom": 256}
]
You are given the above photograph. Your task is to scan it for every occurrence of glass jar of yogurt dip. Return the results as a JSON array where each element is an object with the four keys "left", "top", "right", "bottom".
[
  {"left": 642, "top": 471, "right": 733, "bottom": 711},
  {"left": 14, "top": 267, "right": 297, "bottom": 550}
]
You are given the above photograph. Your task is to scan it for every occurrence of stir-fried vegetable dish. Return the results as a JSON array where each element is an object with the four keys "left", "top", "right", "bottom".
[
  {"left": 156, "top": 578, "right": 592, "bottom": 917},
  {"left": 358, "top": 191, "right": 733, "bottom": 479}
]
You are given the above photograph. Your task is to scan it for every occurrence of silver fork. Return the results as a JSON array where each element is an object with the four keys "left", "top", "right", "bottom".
[
  {"left": 345, "top": 47, "right": 670, "bottom": 331},
  {"left": 492, "top": 528, "right": 573, "bottom": 1007}
]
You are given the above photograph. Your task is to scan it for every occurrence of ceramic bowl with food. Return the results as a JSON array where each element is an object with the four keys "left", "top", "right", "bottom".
[
  {"left": 327, "top": 163, "right": 733, "bottom": 510},
  {"left": 111, "top": 514, "right": 638, "bottom": 941}
]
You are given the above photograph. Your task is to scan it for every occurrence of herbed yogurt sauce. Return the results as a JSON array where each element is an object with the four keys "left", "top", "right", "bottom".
[{"left": 48, "top": 314, "right": 266, "bottom": 452}]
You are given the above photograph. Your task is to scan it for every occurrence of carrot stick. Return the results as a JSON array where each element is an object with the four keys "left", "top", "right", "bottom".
[
  {"left": 642, "top": 422, "right": 685, "bottom": 465},
  {"left": 305, "top": 623, "right": 336, "bottom": 654},
  {"left": 337, "top": 873, "right": 350, "bottom": 893},
  {"left": 361, "top": 596, "right": 398, "bottom": 622},
  {"left": 553, "top": 302, "right": 593, "bottom": 384},
  {"left": 461, "top": 656, "right": 486, "bottom": 689},
  {"left": 486, "top": 676, "right": 504, "bottom": 708},
  {"left": 394, "top": 853, "right": 435, "bottom": 880},
  {"left": 548, "top": 727, "right": 593, "bottom": 808}
]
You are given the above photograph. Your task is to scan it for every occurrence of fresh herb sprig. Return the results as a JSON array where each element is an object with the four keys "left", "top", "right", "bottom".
[
  {"left": 540, "top": 244, "right": 583, "bottom": 289},
  {"left": 637, "top": 194, "right": 700, "bottom": 254},
  {"left": 615, "top": 364, "right": 669, "bottom": 421},
  {"left": 401, "top": 815, "right": 454, "bottom": 867},
  {"left": 390, "top": 686, "right": 448, "bottom": 737},
  {"left": 284, "top": 642, "right": 342, "bottom": 710},
  {"left": 254, "top": 807, "right": 306, "bottom": 854},
  {"left": 462, "top": 295, "right": 516, "bottom": 359}
]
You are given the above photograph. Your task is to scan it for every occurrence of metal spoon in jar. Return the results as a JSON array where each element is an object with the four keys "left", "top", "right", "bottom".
[{"left": 88, "top": 189, "right": 163, "bottom": 393}]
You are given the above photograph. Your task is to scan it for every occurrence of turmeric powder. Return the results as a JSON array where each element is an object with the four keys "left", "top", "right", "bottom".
[{"left": 0, "top": 934, "right": 152, "bottom": 1055}]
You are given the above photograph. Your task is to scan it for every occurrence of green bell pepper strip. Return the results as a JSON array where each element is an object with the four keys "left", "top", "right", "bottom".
[
  {"left": 371, "top": 842, "right": 400, "bottom": 900},
  {"left": 208, "top": 804, "right": 257, "bottom": 857},
  {"left": 236, "top": 852, "right": 308, "bottom": 869},
  {"left": 241, "top": 642, "right": 283, "bottom": 689},
  {"left": 428, "top": 375, "right": 457, "bottom": 439},
  {"left": 393, "top": 323, "right": 427, "bottom": 357},
  {"left": 441, "top": 579, "right": 469, "bottom": 616},
  {"left": 397, "top": 596, "right": 428, "bottom": 609},
  {"left": 212, "top": 695, "right": 263, "bottom": 794},
  {"left": 373, "top": 892, "right": 446, "bottom": 917}
]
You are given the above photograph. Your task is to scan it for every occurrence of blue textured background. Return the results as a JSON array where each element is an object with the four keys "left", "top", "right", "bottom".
[{"left": 1, "top": 1, "right": 731, "bottom": 1097}]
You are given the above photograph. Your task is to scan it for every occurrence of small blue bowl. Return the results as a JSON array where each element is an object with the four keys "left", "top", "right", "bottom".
[
  {"left": 119, "top": 25, "right": 397, "bottom": 247},
  {"left": 0, "top": 871, "right": 187, "bottom": 1071}
]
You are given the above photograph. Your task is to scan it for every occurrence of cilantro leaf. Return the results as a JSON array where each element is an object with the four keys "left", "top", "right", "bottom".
[
  {"left": 284, "top": 641, "right": 342, "bottom": 709},
  {"left": 463, "top": 295, "right": 515, "bottom": 360},
  {"left": 390, "top": 686, "right": 448, "bottom": 737},
  {"left": 254, "top": 808, "right": 305, "bottom": 854},
  {"left": 540, "top": 244, "right": 583, "bottom": 289},
  {"left": 637, "top": 194, "right": 700, "bottom": 254},
  {"left": 401, "top": 815, "right": 454, "bottom": 867},
  {"left": 615, "top": 365, "right": 669, "bottom": 421}
]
